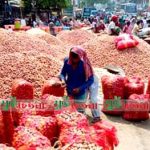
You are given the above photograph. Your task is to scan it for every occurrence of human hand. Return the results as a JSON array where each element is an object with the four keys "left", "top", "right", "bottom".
[{"left": 73, "top": 88, "right": 80, "bottom": 94}]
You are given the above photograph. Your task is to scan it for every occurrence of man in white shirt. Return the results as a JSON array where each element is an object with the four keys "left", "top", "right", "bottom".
[{"left": 107, "top": 16, "right": 120, "bottom": 35}]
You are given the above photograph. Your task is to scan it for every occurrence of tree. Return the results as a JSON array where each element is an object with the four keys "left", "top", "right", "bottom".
[
  {"left": 22, "top": 0, "right": 71, "bottom": 11},
  {"left": 81, "top": 0, "right": 110, "bottom": 7}
]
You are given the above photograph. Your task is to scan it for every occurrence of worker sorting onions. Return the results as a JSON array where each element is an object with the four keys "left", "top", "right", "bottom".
[{"left": 58, "top": 46, "right": 101, "bottom": 123}]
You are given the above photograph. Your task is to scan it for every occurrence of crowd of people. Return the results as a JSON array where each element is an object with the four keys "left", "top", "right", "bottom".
[
  {"left": 22, "top": 13, "right": 150, "bottom": 38},
  {"left": 47, "top": 14, "right": 150, "bottom": 38},
  {"left": 87, "top": 14, "right": 150, "bottom": 38}
]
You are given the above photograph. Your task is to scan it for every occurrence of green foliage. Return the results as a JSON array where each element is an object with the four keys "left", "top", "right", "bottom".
[
  {"left": 22, "top": 0, "right": 71, "bottom": 10},
  {"left": 81, "top": 0, "right": 110, "bottom": 7}
]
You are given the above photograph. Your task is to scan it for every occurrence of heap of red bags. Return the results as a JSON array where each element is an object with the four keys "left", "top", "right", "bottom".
[
  {"left": 115, "top": 34, "right": 139, "bottom": 50},
  {"left": 123, "top": 94, "right": 149, "bottom": 121},
  {"left": 101, "top": 75, "right": 125, "bottom": 115},
  {"left": 101, "top": 75, "right": 150, "bottom": 121}
]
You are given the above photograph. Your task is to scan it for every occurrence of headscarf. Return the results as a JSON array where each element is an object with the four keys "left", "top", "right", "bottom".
[
  {"left": 111, "top": 15, "right": 118, "bottom": 22},
  {"left": 68, "top": 46, "right": 93, "bottom": 81}
]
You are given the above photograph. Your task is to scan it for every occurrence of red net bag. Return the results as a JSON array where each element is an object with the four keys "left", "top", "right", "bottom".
[
  {"left": 12, "top": 126, "right": 51, "bottom": 149},
  {"left": 55, "top": 107, "right": 89, "bottom": 129},
  {"left": 59, "top": 126, "right": 90, "bottom": 146},
  {"left": 90, "top": 127, "right": 114, "bottom": 150},
  {"left": 19, "top": 115, "right": 58, "bottom": 145},
  {"left": 63, "top": 139, "right": 103, "bottom": 150},
  {"left": 0, "top": 110, "right": 6, "bottom": 143},
  {"left": 12, "top": 100, "right": 38, "bottom": 126},
  {"left": 125, "top": 77, "right": 145, "bottom": 98},
  {"left": 11, "top": 79, "right": 34, "bottom": 100},
  {"left": 59, "top": 125, "right": 102, "bottom": 150},
  {"left": 0, "top": 144, "right": 15, "bottom": 150},
  {"left": 101, "top": 75, "right": 125, "bottom": 115},
  {"left": 91, "top": 121, "right": 119, "bottom": 150},
  {"left": 123, "top": 94, "right": 150, "bottom": 121},
  {"left": 146, "top": 78, "right": 150, "bottom": 94},
  {"left": 11, "top": 79, "right": 34, "bottom": 126},
  {"left": 1, "top": 106, "right": 14, "bottom": 145},
  {"left": 42, "top": 78, "right": 65, "bottom": 97},
  {"left": 117, "top": 39, "right": 138, "bottom": 50},
  {"left": 115, "top": 34, "right": 132, "bottom": 45},
  {"left": 38, "top": 94, "right": 65, "bottom": 117}
]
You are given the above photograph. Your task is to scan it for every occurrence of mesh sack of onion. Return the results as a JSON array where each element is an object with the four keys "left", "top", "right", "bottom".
[
  {"left": 12, "top": 126, "right": 51, "bottom": 149},
  {"left": 124, "top": 77, "right": 145, "bottom": 98},
  {"left": 55, "top": 106, "right": 89, "bottom": 129},
  {"left": 0, "top": 110, "right": 6, "bottom": 143},
  {"left": 19, "top": 115, "right": 59, "bottom": 145},
  {"left": 41, "top": 78, "right": 65, "bottom": 97},
  {"left": 90, "top": 121, "right": 119, "bottom": 150},
  {"left": 58, "top": 124, "right": 102, "bottom": 150},
  {"left": 62, "top": 139, "right": 103, "bottom": 150},
  {"left": 101, "top": 75, "right": 125, "bottom": 115},
  {"left": 39, "top": 94, "right": 66, "bottom": 117},
  {"left": 123, "top": 94, "right": 150, "bottom": 121},
  {"left": 59, "top": 120, "right": 118, "bottom": 150},
  {"left": 0, "top": 99, "right": 15, "bottom": 145}
]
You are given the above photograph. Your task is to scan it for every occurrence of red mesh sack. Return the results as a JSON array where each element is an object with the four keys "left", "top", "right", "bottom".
[
  {"left": 11, "top": 79, "right": 34, "bottom": 126},
  {"left": 11, "top": 79, "right": 34, "bottom": 100},
  {"left": 1, "top": 108, "right": 14, "bottom": 145},
  {"left": 91, "top": 121, "right": 119, "bottom": 149},
  {"left": 63, "top": 139, "right": 103, "bottom": 150},
  {"left": 101, "top": 75, "right": 125, "bottom": 115},
  {"left": 59, "top": 125, "right": 102, "bottom": 150},
  {"left": 42, "top": 78, "right": 65, "bottom": 97},
  {"left": 90, "top": 127, "right": 114, "bottom": 150},
  {"left": 12, "top": 100, "right": 38, "bottom": 126},
  {"left": 0, "top": 110, "right": 6, "bottom": 143},
  {"left": 0, "top": 144, "right": 15, "bottom": 150},
  {"left": 146, "top": 78, "right": 150, "bottom": 94},
  {"left": 38, "top": 94, "right": 65, "bottom": 117},
  {"left": 12, "top": 126, "right": 51, "bottom": 149},
  {"left": 123, "top": 94, "right": 150, "bottom": 121},
  {"left": 59, "top": 126, "right": 90, "bottom": 146},
  {"left": 115, "top": 34, "right": 132, "bottom": 45},
  {"left": 19, "top": 115, "right": 58, "bottom": 145},
  {"left": 117, "top": 39, "right": 138, "bottom": 50},
  {"left": 55, "top": 108, "right": 89, "bottom": 129},
  {"left": 125, "top": 77, "right": 145, "bottom": 98}
]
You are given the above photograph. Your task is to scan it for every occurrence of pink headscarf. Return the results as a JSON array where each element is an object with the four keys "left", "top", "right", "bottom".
[{"left": 68, "top": 46, "right": 93, "bottom": 81}]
